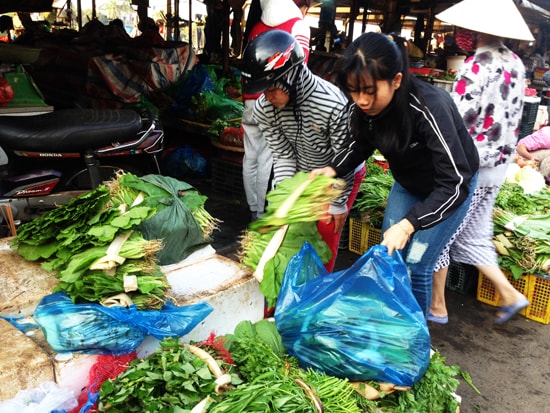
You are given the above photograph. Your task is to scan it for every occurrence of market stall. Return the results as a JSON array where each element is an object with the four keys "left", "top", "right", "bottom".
[{"left": 3, "top": 1, "right": 550, "bottom": 411}]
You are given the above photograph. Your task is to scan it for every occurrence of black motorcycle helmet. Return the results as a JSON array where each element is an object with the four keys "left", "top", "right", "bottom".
[{"left": 241, "top": 29, "right": 305, "bottom": 95}]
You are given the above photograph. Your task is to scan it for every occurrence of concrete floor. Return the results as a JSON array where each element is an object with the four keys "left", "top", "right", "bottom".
[{"left": 191, "top": 167, "right": 550, "bottom": 413}]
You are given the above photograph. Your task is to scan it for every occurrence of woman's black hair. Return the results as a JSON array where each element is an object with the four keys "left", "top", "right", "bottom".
[{"left": 334, "top": 32, "right": 414, "bottom": 148}]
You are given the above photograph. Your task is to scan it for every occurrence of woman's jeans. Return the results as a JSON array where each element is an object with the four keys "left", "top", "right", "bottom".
[{"left": 382, "top": 172, "right": 478, "bottom": 316}]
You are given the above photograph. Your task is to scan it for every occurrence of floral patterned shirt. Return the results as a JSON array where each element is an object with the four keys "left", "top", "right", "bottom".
[{"left": 452, "top": 40, "right": 526, "bottom": 178}]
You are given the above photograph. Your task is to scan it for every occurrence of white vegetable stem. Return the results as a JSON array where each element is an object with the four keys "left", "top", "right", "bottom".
[
  {"left": 273, "top": 175, "right": 313, "bottom": 219},
  {"left": 254, "top": 224, "right": 289, "bottom": 282},
  {"left": 89, "top": 231, "right": 132, "bottom": 270}
]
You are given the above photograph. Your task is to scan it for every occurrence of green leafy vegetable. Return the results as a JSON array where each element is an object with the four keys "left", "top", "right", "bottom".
[
  {"left": 239, "top": 222, "right": 331, "bottom": 307},
  {"left": 98, "top": 338, "right": 232, "bottom": 412}
]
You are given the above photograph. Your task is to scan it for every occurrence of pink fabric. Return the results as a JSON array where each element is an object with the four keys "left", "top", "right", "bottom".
[{"left": 517, "top": 126, "right": 550, "bottom": 151}]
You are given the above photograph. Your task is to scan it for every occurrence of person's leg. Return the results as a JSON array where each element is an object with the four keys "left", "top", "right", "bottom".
[
  {"left": 318, "top": 165, "right": 366, "bottom": 272},
  {"left": 255, "top": 141, "right": 273, "bottom": 217},
  {"left": 450, "top": 186, "right": 528, "bottom": 322},
  {"left": 477, "top": 264, "right": 527, "bottom": 310},
  {"left": 430, "top": 186, "right": 485, "bottom": 321},
  {"left": 242, "top": 99, "right": 273, "bottom": 220},
  {"left": 431, "top": 267, "right": 449, "bottom": 320},
  {"left": 383, "top": 174, "right": 477, "bottom": 316}
]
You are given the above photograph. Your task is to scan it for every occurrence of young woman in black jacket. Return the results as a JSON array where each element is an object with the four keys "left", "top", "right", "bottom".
[{"left": 312, "top": 32, "right": 480, "bottom": 316}]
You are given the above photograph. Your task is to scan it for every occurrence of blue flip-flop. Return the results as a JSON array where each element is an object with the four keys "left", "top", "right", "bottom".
[
  {"left": 428, "top": 312, "right": 448, "bottom": 324},
  {"left": 495, "top": 298, "right": 529, "bottom": 324}
]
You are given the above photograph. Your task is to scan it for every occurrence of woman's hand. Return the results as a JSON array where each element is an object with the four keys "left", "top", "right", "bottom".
[
  {"left": 309, "top": 166, "right": 337, "bottom": 178},
  {"left": 381, "top": 219, "right": 414, "bottom": 255},
  {"left": 321, "top": 211, "right": 348, "bottom": 233}
]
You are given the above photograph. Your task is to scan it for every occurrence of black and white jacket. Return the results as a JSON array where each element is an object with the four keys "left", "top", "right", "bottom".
[{"left": 332, "top": 78, "right": 480, "bottom": 231}]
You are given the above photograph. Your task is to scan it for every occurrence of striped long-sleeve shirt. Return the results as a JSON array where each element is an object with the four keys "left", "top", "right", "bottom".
[{"left": 253, "top": 65, "right": 360, "bottom": 213}]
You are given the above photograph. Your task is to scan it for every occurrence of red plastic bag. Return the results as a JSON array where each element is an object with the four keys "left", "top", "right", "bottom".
[{"left": 0, "top": 77, "right": 14, "bottom": 106}]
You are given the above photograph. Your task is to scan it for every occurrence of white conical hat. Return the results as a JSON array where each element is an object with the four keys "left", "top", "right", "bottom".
[{"left": 436, "top": 0, "right": 534, "bottom": 41}]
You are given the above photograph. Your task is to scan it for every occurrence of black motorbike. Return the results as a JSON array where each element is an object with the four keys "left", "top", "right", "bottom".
[{"left": 0, "top": 107, "right": 164, "bottom": 230}]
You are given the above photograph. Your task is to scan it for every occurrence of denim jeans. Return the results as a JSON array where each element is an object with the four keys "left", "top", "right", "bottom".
[{"left": 382, "top": 172, "right": 478, "bottom": 316}]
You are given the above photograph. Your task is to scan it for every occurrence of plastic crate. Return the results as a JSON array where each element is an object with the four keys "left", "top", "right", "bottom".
[
  {"left": 519, "top": 96, "right": 541, "bottom": 138},
  {"left": 432, "top": 79, "right": 454, "bottom": 93},
  {"left": 210, "top": 157, "right": 246, "bottom": 201},
  {"left": 338, "top": 216, "right": 350, "bottom": 250},
  {"left": 348, "top": 217, "right": 382, "bottom": 255},
  {"left": 445, "top": 261, "right": 477, "bottom": 295},
  {"left": 476, "top": 271, "right": 529, "bottom": 316},
  {"left": 524, "top": 273, "right": 550, "bottom": 324}
]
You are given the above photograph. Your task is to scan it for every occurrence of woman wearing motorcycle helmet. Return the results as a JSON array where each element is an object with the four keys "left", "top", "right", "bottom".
[
  {"left": 241, "top": 29, "right": 366, "bottom": 272},
  {"left": 241, "top": 0, "right": 311, "bottom": 223}
]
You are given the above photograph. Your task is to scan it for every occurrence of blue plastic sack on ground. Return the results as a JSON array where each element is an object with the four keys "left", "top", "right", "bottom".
[
  {"left": 161, "top": 145, "right": 207, "bottom": 179},
  {"left": 274, "top": 243, "right": 431, "bottom": 386},
  {"left": 33, "top": 292, "right": 213, "bottom": 355}
]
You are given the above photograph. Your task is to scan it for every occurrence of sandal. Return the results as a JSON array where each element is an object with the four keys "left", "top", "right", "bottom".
[
  {"left": 428, "top": 312, "right": 448, "bottom": 324},
  {"left": 495, "top": 297, "right": 529, "bottom": 324}
]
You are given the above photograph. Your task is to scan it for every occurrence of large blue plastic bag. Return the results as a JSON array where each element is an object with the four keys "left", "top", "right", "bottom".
[
  {"left": 33, "top": 292, "right": 213, "bottom": 355},
  {"left": 275, "top": 243, "right": 431, "bottom": 386}
]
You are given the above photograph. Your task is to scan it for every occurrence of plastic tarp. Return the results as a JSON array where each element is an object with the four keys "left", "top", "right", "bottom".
[{"left": 87, "top": 46, "right": 197, "bottom": 103}]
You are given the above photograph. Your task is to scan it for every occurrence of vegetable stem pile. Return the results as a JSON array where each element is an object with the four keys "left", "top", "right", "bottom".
[{"left": 352, "top": 157, "right": 393, "bottom": 228}]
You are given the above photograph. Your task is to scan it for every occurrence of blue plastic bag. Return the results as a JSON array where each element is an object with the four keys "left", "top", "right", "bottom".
[
  {"left": 275, "top": 243, "right": 431, "bottom": 386},
  {"left": 33, "top": 292, "right": 213, "bottom": 355},
  {"left": 161, "top": 145, "right": 207, "bottom": 179}
]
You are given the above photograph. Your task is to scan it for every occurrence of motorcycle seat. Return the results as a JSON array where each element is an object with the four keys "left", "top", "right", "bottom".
[{"left": 0, "top": 108, "right": 143, "bottom": 152}]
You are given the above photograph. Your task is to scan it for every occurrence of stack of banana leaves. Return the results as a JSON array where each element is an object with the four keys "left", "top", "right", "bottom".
[{"left": 493, "top": 182, "right": 550, "bottom": 279}]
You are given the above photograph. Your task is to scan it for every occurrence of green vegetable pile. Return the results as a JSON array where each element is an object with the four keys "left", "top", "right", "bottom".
[
  {"left": 191, "top": 90, "right": 243, "bottom": 123},
  {"left": 11, "top": 173, "right": 219, "bottom": 309},
  {"left": 492, "top": 182, "right": 550, "bottom": 278},
  {"left": 207, "top": 118, "right": 242, "bottom": 140},
  {"left": 97, "top": 319, "right": 469, "bottom": 413},
  {"left": 98, "top": 337, "right": 239, "bottom": 412},
  {"left": 352, "top": 158, "right": 393, "bottom": 228},
  {"left": 493, "top": 207, "right": 550, "bottom": 278},
  {"left": 495, "top": 182, "right": 550, "bottom": 215}
]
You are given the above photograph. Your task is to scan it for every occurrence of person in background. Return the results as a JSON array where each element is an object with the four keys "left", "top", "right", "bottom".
[
  {"left": 229, "top": 0, "right": 246, "bottom": 57},
  {"left": 311, "top": 32, "right": 480, "bottom": 316},
  {"left": 430, "top": 0, "right": 532, "bottom": 325},
  {"left": 132, "top": 16, "right": 165, "bottom": 48},
  {"left": 241, "top": 0, "right": 311, "bottom": 222},
  {"left": 241, "top": 30, "right": 365, "bottom": 273},
  {"left": 204, "top": 0, "right": 224, "bottom": 62},
  {"left": 516, "top": 126, "right": 550, "bottom": 178}
]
